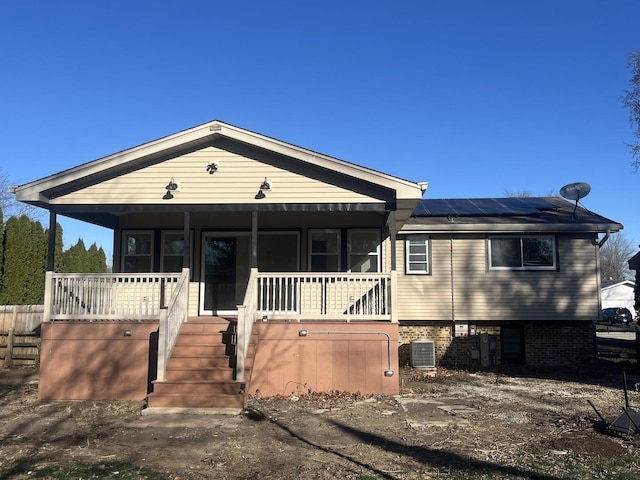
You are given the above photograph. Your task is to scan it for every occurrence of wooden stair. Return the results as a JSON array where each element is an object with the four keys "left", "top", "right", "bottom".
[{"left": 147, "top": 317, "right": 256, "bottom": 410}]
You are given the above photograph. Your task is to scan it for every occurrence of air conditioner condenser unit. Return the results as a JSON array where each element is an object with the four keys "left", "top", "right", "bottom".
[{"left": 410, "top": 339, "right": 435, "bottom": 368}]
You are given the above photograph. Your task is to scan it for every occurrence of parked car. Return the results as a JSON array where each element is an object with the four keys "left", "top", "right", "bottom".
[{"left": 600, "top": 307, "right": 633, "bottom": 325}]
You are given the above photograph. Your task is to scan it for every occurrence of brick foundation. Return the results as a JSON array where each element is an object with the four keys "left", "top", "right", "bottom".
[{"left": 399, "top": 321, "right": 596, "bottom": 368}]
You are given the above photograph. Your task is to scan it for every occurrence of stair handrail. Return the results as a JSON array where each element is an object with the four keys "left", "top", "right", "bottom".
[
  {"left": 236, "top": 268, "right": 258, "bottom": 384},
  {"left": 157, "top": 268, "right": 190, "bottom": 382}
]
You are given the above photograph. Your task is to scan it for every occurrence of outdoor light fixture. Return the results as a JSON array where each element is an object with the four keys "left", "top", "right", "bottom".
[
  {"left": 206, "top": 162, "right": 219, "bottom": 174},
  {"left": 255, "top": 177, "right": 271, "bottom": 199},
  {"left": 163, "top": 177, "right": 178, "bottom": 200},
  {"left": 165, "top": 178, "right": 178, "bottom": 191},
  {"left": 298, "top": 329, "right": 395, "bottom": 377}
]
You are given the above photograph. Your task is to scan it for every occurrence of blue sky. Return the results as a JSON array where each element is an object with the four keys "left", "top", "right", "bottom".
[{"left": 1, "top": 1, "right": 638, "bottom": 263}]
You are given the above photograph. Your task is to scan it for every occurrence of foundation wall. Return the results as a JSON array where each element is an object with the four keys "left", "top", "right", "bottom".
[
  {"left": 399, "top": 320, "right": 595, "bottom": 368},
  {"left": 38, "top": 322, "right": 159, "bottom": 400},
  {"left": 250, "top": 322, "right": 399, "bottom": 397}
]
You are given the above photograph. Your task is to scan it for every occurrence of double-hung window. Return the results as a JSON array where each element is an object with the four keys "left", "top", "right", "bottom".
[
  {"left": 161, "top": 232, "right": 185, "bottom": 273},
  {"left": 405, "top": 235, "right": 430, "bottom": 274},
  {"left": 122, "top": 231, "right": 153, "bottom": 273},
  {"left": 348, "top": 230, "right": 380, "bottom": 272},
  {"left": 489, "top": 236, "right": 556, "bottom": 270},
  {"left": 309, "top": 229, "right": 340, "bottom": 271}
]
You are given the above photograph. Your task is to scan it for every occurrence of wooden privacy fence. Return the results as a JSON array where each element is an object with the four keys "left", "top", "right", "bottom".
[{"left": 0, "top": 305, "right": 43, "bottom": 367}]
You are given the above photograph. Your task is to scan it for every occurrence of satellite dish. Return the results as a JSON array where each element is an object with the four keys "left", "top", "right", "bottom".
[
  {"left": 560, "top": 182, "right": 591, "bottom": 218},
  {"left": 560, "top": 182, "right": 591, "bottom": 201}
]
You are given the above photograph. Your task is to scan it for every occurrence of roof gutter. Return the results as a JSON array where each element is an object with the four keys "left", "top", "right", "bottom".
[{"left": 400, "top": 223, "right": 623, "bottom": 234}]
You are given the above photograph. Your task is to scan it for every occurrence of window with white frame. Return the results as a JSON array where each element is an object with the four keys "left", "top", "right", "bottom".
[
  {"left": 489, "top": 236, "right": 556, "bottom": 270},
  {"left": 161, "top": 231, "right": 185, "bottom": 273},
  {"left": 348, "top": 230, "right": 380, "bottom": 272},
  {"left": 405, "top": 235, "right": 430, "bottom": 274},
  {"left": 122, "top": 231, "right": 153, "bottom": 273},
  {"left": 309, "top": 229, "right": 340, "bottom": 271}
]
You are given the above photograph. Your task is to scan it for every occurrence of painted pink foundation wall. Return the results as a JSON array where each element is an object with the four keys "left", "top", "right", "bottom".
[
  {"left": 249, "top": 322, "right": 399, "bottom": 397},
  {"left": 38, "top": 322, "right": 159, "bottom": 400}
]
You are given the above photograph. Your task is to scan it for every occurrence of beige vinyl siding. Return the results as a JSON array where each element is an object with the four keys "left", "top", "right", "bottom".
[
  {"left": 397, "top": 233, "right": 600, "bottom": 322},
  {"left": 53, "top": 147, "right": 380, "bottom": 205},
  {"left": 188, "top": 281, "right": 199, "bottom": 317},
  {"left": 396, "top": 235, "right": 453, "bottom": 320}
]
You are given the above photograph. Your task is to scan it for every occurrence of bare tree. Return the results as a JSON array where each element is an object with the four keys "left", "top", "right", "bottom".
[
  {"left": 623, "top": 51, "right": 640, "bottom": 171},
  {"left": 600, "top": 232, "right": 635, "bottom": 282},
  {"left": 0, "top": 170, "right": 40, "bottom": 219},
  {"left": 504, "top": 188, "right": 559, "bottom": 198}
]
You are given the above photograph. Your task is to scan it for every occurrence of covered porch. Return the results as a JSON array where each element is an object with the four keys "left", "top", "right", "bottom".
[
  {"left": 38, "top": 266, "right": 398, "bottom": 404},
  {"left": 14, "top": 120, "right": 426, "bottom": 405}
]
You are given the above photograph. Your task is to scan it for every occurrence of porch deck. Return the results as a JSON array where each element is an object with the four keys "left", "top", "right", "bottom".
[{"left": 40, "top": 270, "right": 398, "bottom": 406}]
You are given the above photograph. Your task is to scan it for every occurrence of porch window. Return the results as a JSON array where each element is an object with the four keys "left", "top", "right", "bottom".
[
  {"left": 122, "top": 231, "right": 153, "bottom": 273},
  {"left": 489, "top": 236, "right": 556, "bottom": 270},
  {"left": 161, "top": 232, "right": 185, "bottom": 273},
  {"left": 258, "top": 232, "right": 300, "bottom": 272},
  {"left": 309, "top": 229, "right": 340, "bottom": 271},
  {"left": 405, "top": 235, "right": 430, "bottom": 274},
  {"left": 348, "top": 230, "right": 380, "bottom": 272}
]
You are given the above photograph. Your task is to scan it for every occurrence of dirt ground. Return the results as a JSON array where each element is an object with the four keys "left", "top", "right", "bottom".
[{"left": 1, "top": 365, "right": 640, "bottom": 480}]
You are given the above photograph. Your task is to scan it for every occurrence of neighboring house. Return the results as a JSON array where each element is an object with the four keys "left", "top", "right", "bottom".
[
  {"left": 629, "top": 250, "right": 640, "bottom": 272},
  {"left": 601, "top": 281, "right": 636, "bottom": 320},
  {"left": 12, "top": 120, "right": 622, "bottom": 409}
]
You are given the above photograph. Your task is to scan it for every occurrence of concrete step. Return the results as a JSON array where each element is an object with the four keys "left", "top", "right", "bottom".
[{"left": 147, "top": 393, "right": 245, "bottom": 409}]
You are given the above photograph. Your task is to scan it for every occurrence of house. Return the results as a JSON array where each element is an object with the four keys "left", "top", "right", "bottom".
[
  {"left": 13, "top": 120, "right": 622, "bottom": 409},
  {"left": 601, "top": 281, "right": 637, "bottom": 320}
]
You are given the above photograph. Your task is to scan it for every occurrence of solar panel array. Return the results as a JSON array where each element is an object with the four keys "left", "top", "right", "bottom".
[{"left": 412, "top": 198, "right": 558, "bottom": 217}]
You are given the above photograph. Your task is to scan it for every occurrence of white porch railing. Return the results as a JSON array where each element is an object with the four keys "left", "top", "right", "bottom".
[
  {"left": 157, "top": 268, "right": 190, "bottom": 382},
  {"left": 256, "top": 273, "right": 391, "bottom": 321},
  {"left": 236, "top": 268, "right": 259, "bottom": 383},
  {"left": 46, "top": 272, "right": 182, "bottom": 321}
]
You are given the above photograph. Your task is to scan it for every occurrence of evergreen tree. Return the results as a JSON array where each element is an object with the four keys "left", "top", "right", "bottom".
[
  {"left": 0, "top": 215, "right": 47, "bottom": 304},
  {"left": 24, "top": 219, "right": 47, "bottom": 304},
  {"left": 61, "top": 238, "right": 89, "bottom": 273},
  {"left": 87, "top": 243, "right": 107, "bottom": 273},
  {"left": 54, "top": 223, "right": 64, "bottom": 272}
]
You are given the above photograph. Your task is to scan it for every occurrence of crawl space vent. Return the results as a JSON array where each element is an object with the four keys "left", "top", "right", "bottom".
[{"left": 410, "top": 339, "right": 435, "bottom": 368}]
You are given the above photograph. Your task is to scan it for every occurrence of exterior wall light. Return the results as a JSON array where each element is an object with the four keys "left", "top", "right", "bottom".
[
  {"left": 297, "top": 329, "right": 394, "bottom": 377},
  {"left": 163, "top": 178, "right": 178, "bottom": 200},
  {"left": 166, "top": 178, "right": 178, "bottom": 191},
  {"left": 255, "top": 177, "right": 271, "bottom": 199}
]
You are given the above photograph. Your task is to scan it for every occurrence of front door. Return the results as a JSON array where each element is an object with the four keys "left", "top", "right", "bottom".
[{"left": 200, "top": 234, "right": 251, "bottom": 315}]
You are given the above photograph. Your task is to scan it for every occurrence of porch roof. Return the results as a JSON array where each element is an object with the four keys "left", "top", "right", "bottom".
[{"left": 13, "top": 120, "right": 427, "bottom": 230}]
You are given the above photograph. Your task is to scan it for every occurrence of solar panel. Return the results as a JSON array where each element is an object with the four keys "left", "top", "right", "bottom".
[{"left": 413, "top": 198, "right": 558, "bottom": 217}]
